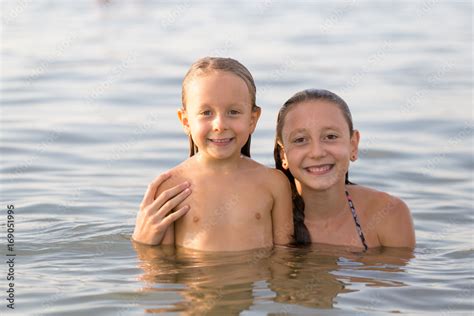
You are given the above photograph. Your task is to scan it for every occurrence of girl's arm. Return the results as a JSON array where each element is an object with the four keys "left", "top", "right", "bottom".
[
  {"left": 270, "top": 170, "right": 294, "bottom": 245},
  {"left": 132, "top": 173, "right": 191, "bottom": 246},
  {"left": 376, "top": 196, "right": 415, "bottom": 248}
]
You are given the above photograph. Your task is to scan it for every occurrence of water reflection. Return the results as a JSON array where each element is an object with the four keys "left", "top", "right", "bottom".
[{"left": 132, "top": 242, "right": 414, "bottom": 314}]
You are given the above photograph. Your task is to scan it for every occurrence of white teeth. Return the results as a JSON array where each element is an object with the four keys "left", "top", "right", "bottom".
[
  {"left": 306, "top": 165, "right": 331, "bottom": 172},
  {"left": 210, "top": 138, "right": 232, "bottom": 143}
]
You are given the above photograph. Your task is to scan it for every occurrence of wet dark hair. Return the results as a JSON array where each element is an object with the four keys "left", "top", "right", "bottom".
[
  {"left": 274, "top": 89, "right": 355, "bottom": 244},
  {"left": 181, "top": 57, "right": 259, "bottom": 157}
]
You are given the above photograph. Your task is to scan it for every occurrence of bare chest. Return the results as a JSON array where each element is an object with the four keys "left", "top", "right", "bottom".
[{"left": 177, "top": 177, "right": 273, "bottom": 226}]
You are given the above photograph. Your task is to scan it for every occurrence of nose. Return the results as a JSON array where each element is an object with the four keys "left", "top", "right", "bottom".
[
  {"left": 212, "top": 113, "right": 228, "bottom": 131},
  {"left": 309, "top": 140, "right": 326, "bottom": 158}
]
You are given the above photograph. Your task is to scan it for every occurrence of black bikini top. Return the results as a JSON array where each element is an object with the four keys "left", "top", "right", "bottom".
[{"left": 345, "top": 190, "right": 368, "bottom": 251}]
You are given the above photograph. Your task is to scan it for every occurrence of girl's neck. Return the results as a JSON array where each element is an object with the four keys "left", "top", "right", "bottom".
[
  {"left": 296, "top": 181, "right": 348, "bottom": 221},
  {"left": 193, "top": 152, "right": 244, "bottom": 174}
]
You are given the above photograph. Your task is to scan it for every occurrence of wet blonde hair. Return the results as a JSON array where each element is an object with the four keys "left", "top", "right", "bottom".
[{"left": 181, "top": 57, "right": 259, "bottom": 157}]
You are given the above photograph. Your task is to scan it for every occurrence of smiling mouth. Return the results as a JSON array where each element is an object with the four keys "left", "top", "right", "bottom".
[
  {"left": 208, "top": 138, "right": 234, "bottom": 145},
  {"left": 304, "top": 164, "right": 334, "bottom": 175}
]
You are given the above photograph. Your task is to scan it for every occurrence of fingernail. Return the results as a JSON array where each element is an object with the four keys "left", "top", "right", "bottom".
[{"left": 185, "top": 188, "right": 191, "bottom": 193}]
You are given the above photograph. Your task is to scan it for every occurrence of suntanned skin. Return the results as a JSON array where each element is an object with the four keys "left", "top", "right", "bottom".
[
  {"left": 132, "top": 172, "right": 193, "bottom": 246},
  {"left": 301, "top": 184, "right": 415, "bottom": 249},
  {"left": 133, "top": 92, "right": 415, "bottom": 250},
  {"left": 159, "top": 155, "right": 293, "bottom": 251},
  {"left": 133, "top": 69, "right": 294, "bottom": 250},
  {"left": 153, "top": 70, "right": 293, "bottom": 251},
  {"left": 281, "top": 100, "right": 415, "bottom": 250}
]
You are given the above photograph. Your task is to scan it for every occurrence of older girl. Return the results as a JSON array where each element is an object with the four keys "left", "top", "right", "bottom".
[{"left": 274, "top": 89, "right": 415, "bottom": 249}]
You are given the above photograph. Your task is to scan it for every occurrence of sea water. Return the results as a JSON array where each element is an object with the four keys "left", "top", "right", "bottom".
[{"left": 1, "top": 1, "right": 472, "bottom": 315}]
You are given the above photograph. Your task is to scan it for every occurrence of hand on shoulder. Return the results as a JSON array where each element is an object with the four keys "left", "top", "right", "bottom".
[{"left": 132, "top": 170, "right": 192, "bottom": 246}]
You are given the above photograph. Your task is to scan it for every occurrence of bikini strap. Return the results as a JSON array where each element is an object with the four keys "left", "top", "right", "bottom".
[{"left": 345, "top": 190, "right": 368, "bottom": 251}]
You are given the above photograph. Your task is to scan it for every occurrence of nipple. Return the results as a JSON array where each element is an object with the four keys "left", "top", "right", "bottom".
[
  {"left": 255, "top": 212, "right": 261, "bottom": 220},
  {"left": 193, "top": 216, "right": 200, "bottom": 223}
]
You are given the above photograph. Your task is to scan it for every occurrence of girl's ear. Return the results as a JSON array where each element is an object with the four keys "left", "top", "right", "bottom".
[
  {"left": 177, "top": 109, "right": 190, "bottom": 135},
  {"left": 249, "top": 106, "right": 262, "bottom": 134},
  {"left": 279, "top": 144, "right": 289, "bottom": 170},
  {"left": 350, "top": 129, "right": 360, "bottom": 161}
]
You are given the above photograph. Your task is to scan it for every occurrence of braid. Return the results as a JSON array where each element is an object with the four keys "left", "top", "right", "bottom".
[
  {"left": 292, "top": 182, "right": 311, "bottom": 244},
  {"left": 274, "top": 144, "right": 311, "bottom": 244}
]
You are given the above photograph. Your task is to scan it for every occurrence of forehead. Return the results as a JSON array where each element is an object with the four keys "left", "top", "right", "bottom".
[
  {"left": 282, "top": 100, "right": 348, "bottom": 133},
  {"left": 185, "top": 71, "right": 251, "bottom": 107}
]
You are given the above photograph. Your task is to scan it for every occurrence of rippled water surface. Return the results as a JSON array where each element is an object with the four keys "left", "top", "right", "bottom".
[{"left": 1, "top": 1, "right": 473, "bottom": 315}]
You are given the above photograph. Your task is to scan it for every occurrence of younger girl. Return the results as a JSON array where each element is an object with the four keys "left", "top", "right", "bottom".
[
  {"left": 274, "top": 89, "right": 415, "bottom": 250},
  {"left": 133, "top": 57, "right": 293, "bottom": 251}
]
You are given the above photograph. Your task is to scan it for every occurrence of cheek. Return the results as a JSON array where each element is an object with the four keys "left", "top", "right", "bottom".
[
  {"left": 324, "top": 140, "right": 350, "bottom": 154},
  {"left": 283, "top": 147, "right": 302, "bottom": 165},
  {"left": 332, "top": 147, "right": 352, "bottom": 170},
  {"left": 187, "top": 124, "right": 209, "bottom": 141},
  {"left": 334, "top": 145, "right": 352, "bottom": 158},
  {"left": 285, "top": 154, "right": 303, "bottom": 175},
  {"left": 234, "top": 118, "right": 252, "bottom": 132},
  {"left": 188, "top": 118, "right": 207, "bottom": 131}
]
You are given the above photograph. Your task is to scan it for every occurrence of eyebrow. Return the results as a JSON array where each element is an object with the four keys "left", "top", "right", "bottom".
[
  {"left": 286, "top": 126, "right": 343, "bottom": 137},
  {"left": 286, "top": 128, "right": 308, "bottom": 140},
  {"left": 288, "top": 128, "right": 307, "bottom": 135},
  {"left": 195, "top": 102, "right": 247, "bottom": 109}
]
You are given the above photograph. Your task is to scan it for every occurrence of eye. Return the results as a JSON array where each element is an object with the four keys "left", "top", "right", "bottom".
[
  {"left": 292, "top": 137, "right": 307, "bottom": 144},
  {"left": 325, "top": 134, "right": 338, "bottom": 140},
  {"left": 200, "top": 110, "right": 212, "bottom": 116},
  {"left": 228, "top": 109, "right": 241, "bottom": 115}
]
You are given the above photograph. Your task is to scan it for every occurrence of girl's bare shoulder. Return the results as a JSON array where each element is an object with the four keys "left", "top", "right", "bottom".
[
  {"left": 349, "top": 185, "right": 415, "bottom": 247},
  {"left": 240, "top": 157, "right": 286, "bottom": 179},
  {"left": 238, "top": 157, "right": 265, "bottom": 173},
  {"left": 349, "top": 185, "right": 411, "bottom": 226},
  {"left": 349, "top": 185, "right": 407, "bottom": 212},
  {"left": 169, "top": 159, "right": 193, "bottom": 178},
  {"left": 155, "top": 159, "right": 193, "bottom": 193}
]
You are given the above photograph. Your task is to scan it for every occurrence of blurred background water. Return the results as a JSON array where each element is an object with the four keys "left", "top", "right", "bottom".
[{"left": 1, "top": 0, "right": 472, "bottom": 315}]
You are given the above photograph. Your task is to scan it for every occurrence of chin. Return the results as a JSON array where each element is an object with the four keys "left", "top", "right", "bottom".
[
  {"left": 307, "top": 183, "right": 333, "bottom": 191},
  {"left": 209, "top": 151, "right": 236, "bottom": 160},
  {"left": 301, "top": 175, "right": 339, "bottom": 191}
]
